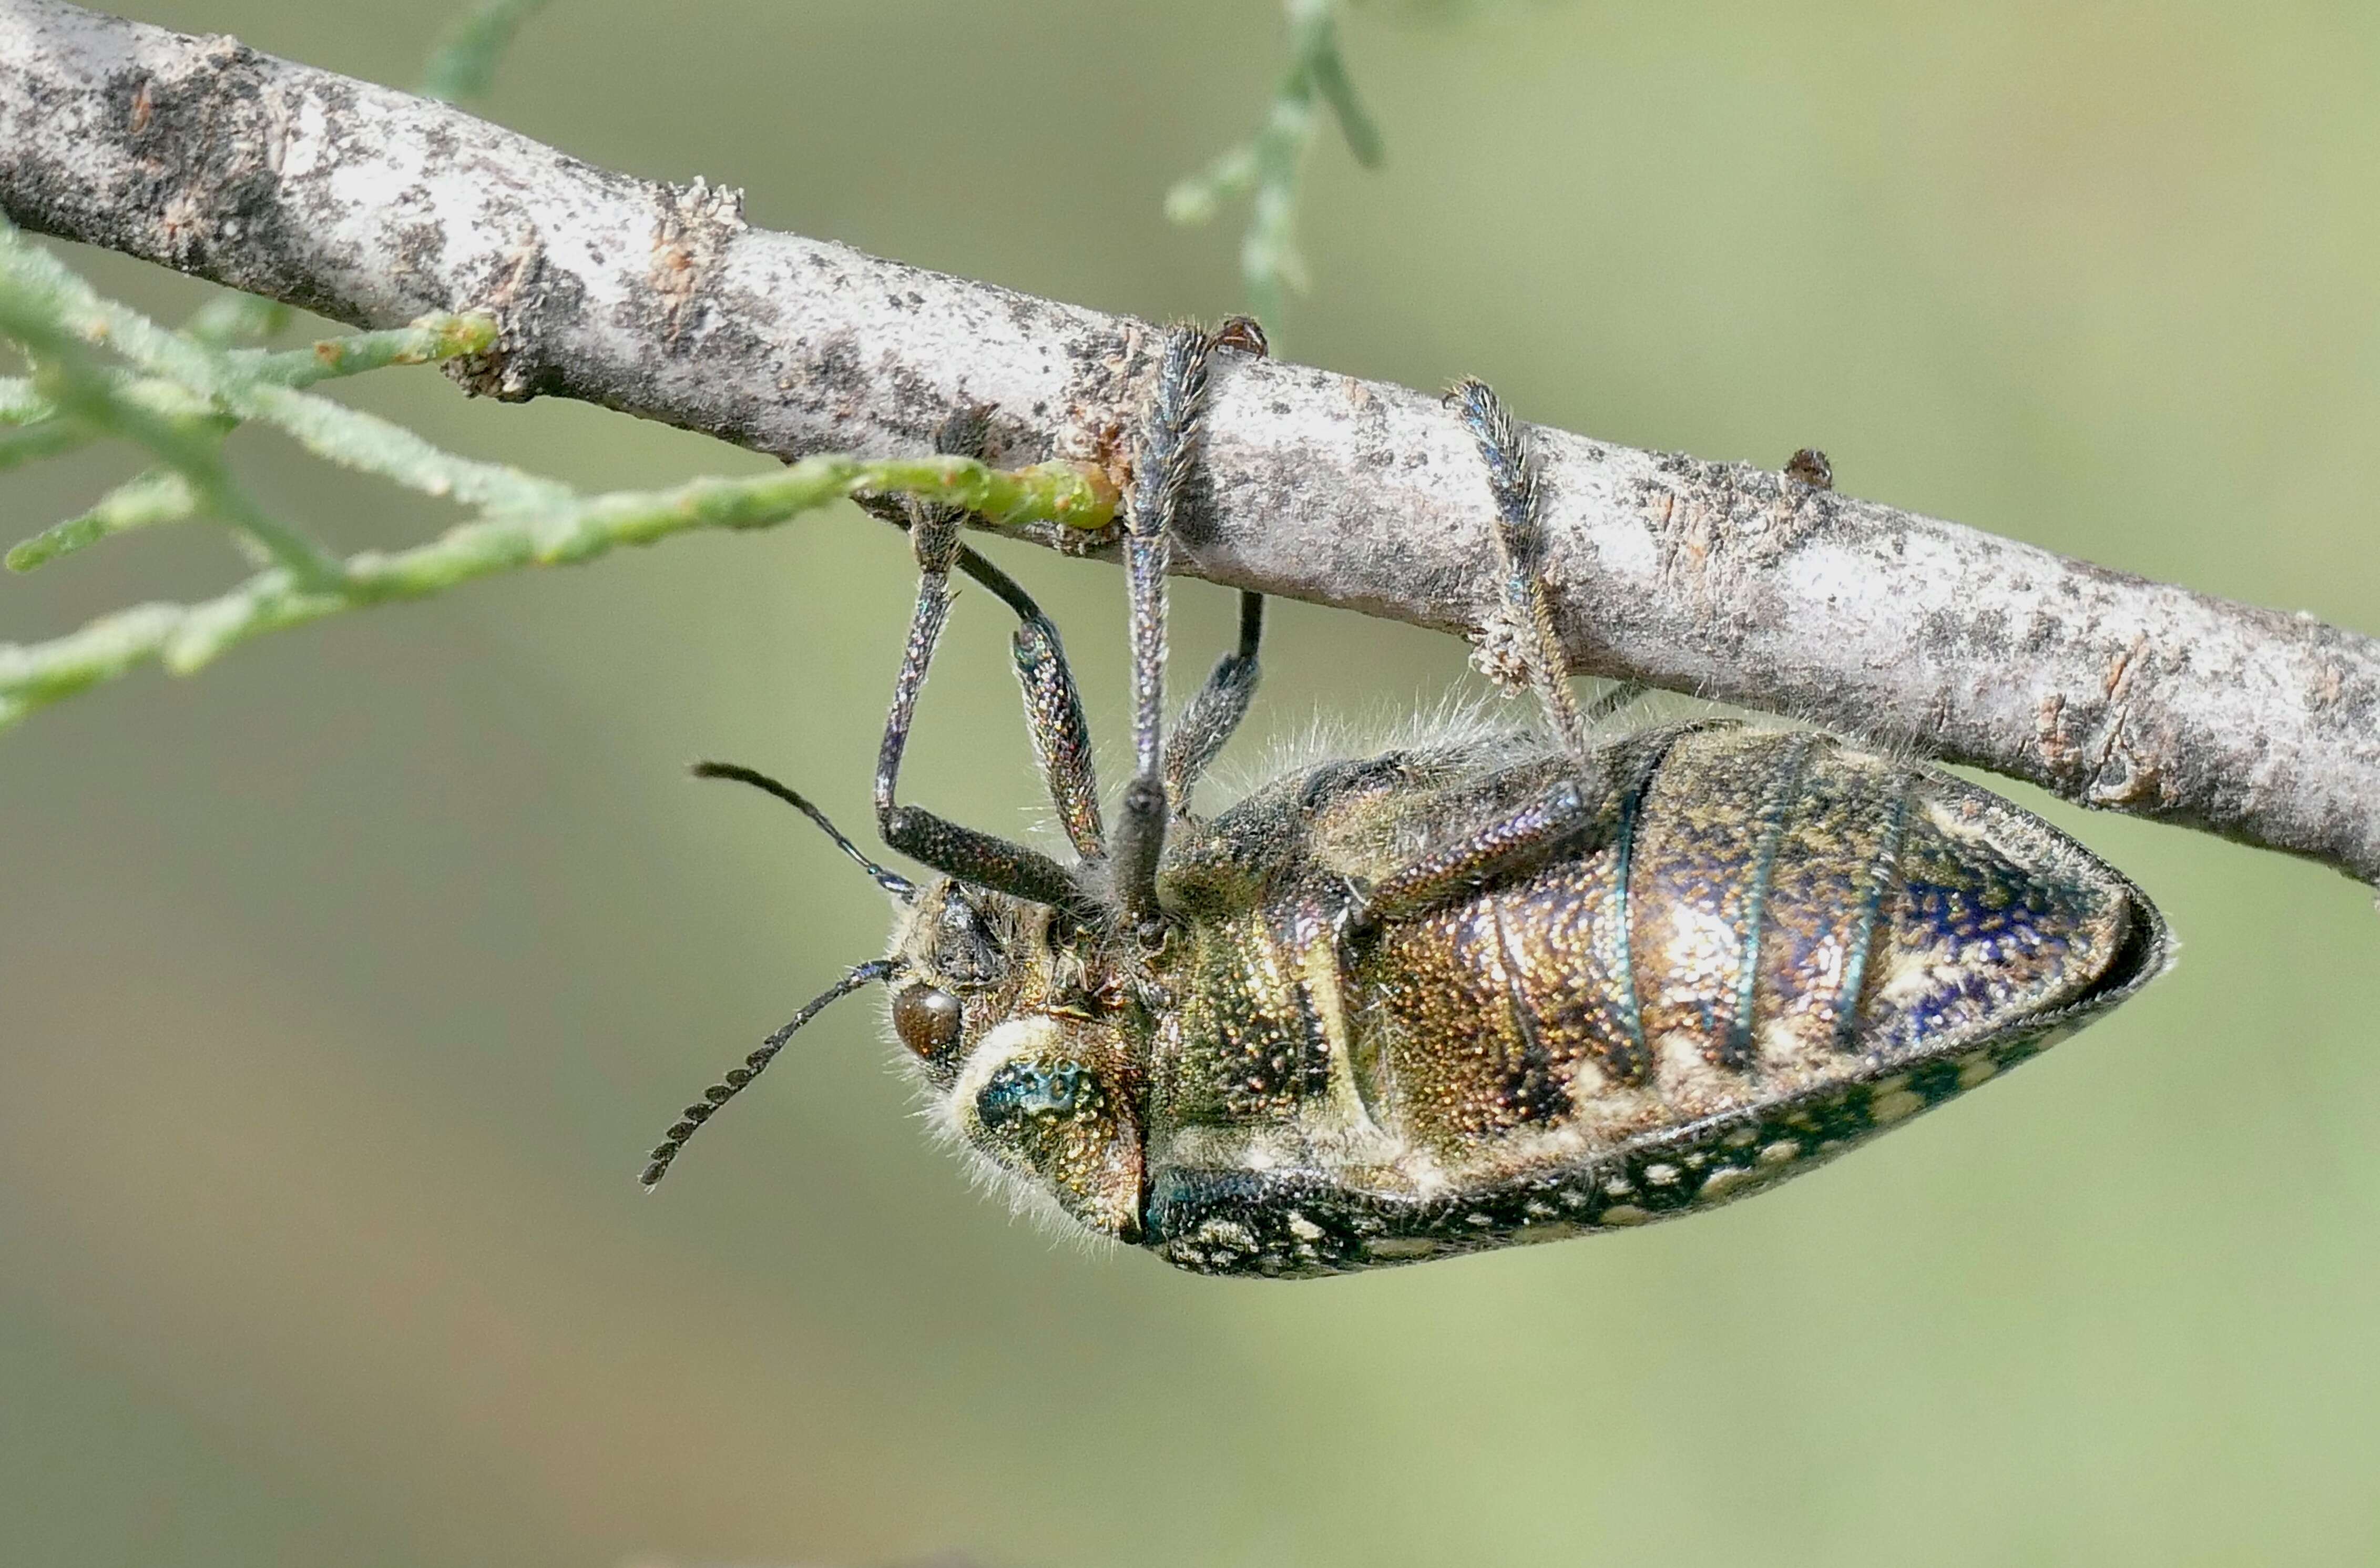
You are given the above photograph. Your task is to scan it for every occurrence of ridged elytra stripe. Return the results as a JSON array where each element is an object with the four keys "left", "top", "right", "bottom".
[
  {"left": 1488, "top": 901, "right": 1564, "bottom": 1123},
  {"left": 1724, "top": 731, "right": 1815, "bottom": 1068},
  {"left": 1832, "top": 772, "right": 1912, "bottom": 1053},
  {"left": 1612, "top": 729, "right": 1696, "bottom": 1078},
  {"left": 1289, "top": 975, "right": 1332, "bottom": 1099},
  {"left": 1489, "top": 903, "right": 1547, "bottom": 1060}
]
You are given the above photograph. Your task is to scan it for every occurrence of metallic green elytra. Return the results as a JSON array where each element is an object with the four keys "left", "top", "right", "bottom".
[{"left": 645, "top": 324, "right": 2173, "bottom": 1278}]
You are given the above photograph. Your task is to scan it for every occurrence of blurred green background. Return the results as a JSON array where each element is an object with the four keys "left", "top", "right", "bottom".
[{"left": 6, "top": 2, "right": 2380, "bottom": 1564}]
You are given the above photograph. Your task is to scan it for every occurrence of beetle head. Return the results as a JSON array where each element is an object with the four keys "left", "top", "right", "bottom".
[{"left": 889, "top": 877, "right": 1147, "bottom": 1241}]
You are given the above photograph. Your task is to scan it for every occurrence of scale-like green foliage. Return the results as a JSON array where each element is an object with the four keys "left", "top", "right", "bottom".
[
  {"left": 1166, "top": 0, "right": 1385, "bottom": 333},
  {"left": 420, "top": 0, "right": 554, "bottom": 102}
]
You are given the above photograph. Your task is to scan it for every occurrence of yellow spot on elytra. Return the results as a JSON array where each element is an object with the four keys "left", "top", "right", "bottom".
[
  {"left": 1871, "top": 1088, "right": 1923, "bottom": 1125},
  {"left": 1700, "top": 1165, "right": 1754, "bottom": 1200},
  {"left": 1365, "top": 1237, "right": 1437, "bottom": 1259}
]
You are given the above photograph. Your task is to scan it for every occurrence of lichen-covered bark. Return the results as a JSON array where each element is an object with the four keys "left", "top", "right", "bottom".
[{"left": 4, "top": 0, "right": 2376, "bottom": 884}]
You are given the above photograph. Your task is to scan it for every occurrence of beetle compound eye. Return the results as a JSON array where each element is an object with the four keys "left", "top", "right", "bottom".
[{"left": 892, "top": 984, "right": 963, "bottom": 1060}]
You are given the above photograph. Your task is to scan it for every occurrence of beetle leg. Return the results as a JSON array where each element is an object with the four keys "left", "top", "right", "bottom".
[
  {"left": 1345, "top": 776, "right": 1596, "bottom": 933},
  {"left": 1584, "top": 678, "right": 1648, "bottom": 725},
  {"left": 1162, "top": 590, "right": 1264, "bottom": 816},
  {"left": 1160, "top": 320, "right": 1272, "bottom": 818},
  {"left": 873, "top": 484, "right": 1101, "bottom": 921},
  {"left": 1113, "top": 323, "right": 1216, "bottom": 934},
  {"left": 858, "top": 410, "right": 1110, "bottom": 865},
  {"left": 1447, "top": 378, "right": 1609, "bottom": 781},
  {"left": 931, "top": 544, "right": 1109, "bottom": 862}
]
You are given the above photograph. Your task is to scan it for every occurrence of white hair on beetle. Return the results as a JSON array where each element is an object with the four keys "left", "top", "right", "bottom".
[
  {"left": 923, "top": 1089, "right": 1128, "bottom": 1256},
  {"left": 1203, "top": 684, "right": 1519, "bottom": 810},
  {"left": 872, "top": 1013, "right": 1130, "bottom": 1254},
  {"left": 1200, "top": 675, "right": 1702, "bottom": 812}
]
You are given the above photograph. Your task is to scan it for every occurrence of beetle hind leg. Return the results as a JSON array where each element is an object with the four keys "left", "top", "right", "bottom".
[
  {"left": 1346, "top": 774, "right": 1596, "bottom": 933},
  {"left": 1447, "top": 379, "right": 1643, "bottom": 773}
]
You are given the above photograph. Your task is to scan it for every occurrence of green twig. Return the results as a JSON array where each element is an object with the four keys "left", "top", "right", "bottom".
[
  {"left": 0, "top": 454, "right": 1116, "bottom": 732},
  {"left": 0, "top": 292, "right": 344, "bottom": 587},
  {"left": 0, "top": 415, "right": 90, "bottom": 470},
  {"left": 7, "top": 469, "right": 198, "bottom": 572},
  {"left": 0, "top": 317, "right": 485, "bottom": 436},
  {"left": 1, "top": 378, "right": 47, "bottom": 425},
  {"left": 1166, "top": 0, "right": 1384, "bottom": 332},
  {"left": 1, "top": 239, "right": 546, "bottom": 514},
  {"left": 421, "top": 0, "right": 554, "bottom": 102},
  {"left": 265, "top": 315, "right": 500, "bottom": 384}
]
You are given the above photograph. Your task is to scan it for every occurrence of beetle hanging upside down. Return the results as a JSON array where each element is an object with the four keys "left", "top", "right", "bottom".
[{"left": 644, "top": 324, "right": 2173, "bottom": 1278}]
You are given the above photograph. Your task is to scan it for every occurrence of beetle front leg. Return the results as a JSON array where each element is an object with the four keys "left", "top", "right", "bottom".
[
  {"left": 935, "top": 543, "right": 1108, "bottom": 863},
  {"left": 868, "top": 406, "right": 1110, "bottom": 865},
  {"left": 873, "top": 495, "right": 1099, "bottom": 920}
]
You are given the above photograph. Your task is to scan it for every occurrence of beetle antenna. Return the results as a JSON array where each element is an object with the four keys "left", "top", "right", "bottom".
[
  {"left": 641, "top": 957, "right": 902, "bottom": 1190},
  {"left": 692, "top": 760, "right": 917, "bottom": 899}
]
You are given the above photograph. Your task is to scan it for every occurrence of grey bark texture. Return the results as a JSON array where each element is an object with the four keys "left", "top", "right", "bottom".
[{"left": 4, "top": 0, "right": 2376, "bottom": 884}]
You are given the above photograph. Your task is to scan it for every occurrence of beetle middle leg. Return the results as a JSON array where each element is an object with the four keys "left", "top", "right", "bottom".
[
  {"left": 1162, "top": 589, "right": 1263, "bottom": 817},
  {"left": 1160, "top": 316, "right": 1271, "bottom": 818},
  {"left": 1112, "top": 323, "right": 1217, "bottom": 934}
]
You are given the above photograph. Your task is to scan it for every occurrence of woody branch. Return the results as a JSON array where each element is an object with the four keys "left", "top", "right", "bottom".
[{"left": 3, "top": 0, "right": 2375, "bottom": 885}]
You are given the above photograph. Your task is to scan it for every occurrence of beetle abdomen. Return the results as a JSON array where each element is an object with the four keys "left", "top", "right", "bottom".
[
  {"left": 1354, "top": 726, "right": 2160, "bottom": 1176},
  {"left": 1145, "top": 724, "right": 2167, "bottom": 1277}
]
